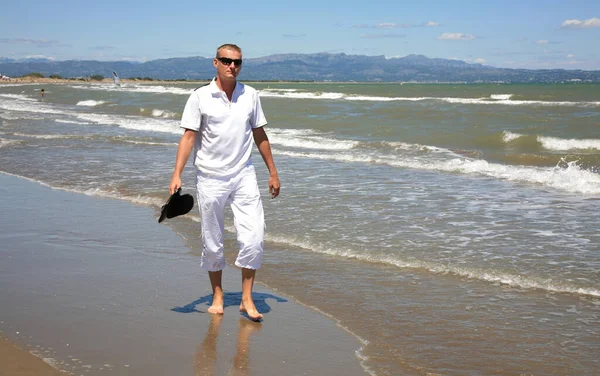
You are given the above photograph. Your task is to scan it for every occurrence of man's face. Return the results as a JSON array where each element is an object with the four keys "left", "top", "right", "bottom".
[{"left": 214, "top": 48, "right": 242, "bottom": 81}]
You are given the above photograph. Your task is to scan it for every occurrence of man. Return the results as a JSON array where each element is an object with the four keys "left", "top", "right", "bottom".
[{"left": 169, "top": 44, "right": 280, "bottom": 321}]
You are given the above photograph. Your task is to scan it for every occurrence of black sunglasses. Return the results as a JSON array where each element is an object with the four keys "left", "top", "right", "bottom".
[{"left": 216, "top": 57, "right": 243, "bottom": 67}]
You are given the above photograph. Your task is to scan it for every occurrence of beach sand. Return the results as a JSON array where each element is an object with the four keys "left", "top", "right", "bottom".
[
  {"left": 0, "top": 173, "right": 367, "bottom": 376},
  {"left": 0, "top": 335, "right": 66, "bottom": 375}
]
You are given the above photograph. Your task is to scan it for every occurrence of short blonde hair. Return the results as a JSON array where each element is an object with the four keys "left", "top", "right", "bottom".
[{"left": 216, "top": 44, "right": 242, "bottom": 57}]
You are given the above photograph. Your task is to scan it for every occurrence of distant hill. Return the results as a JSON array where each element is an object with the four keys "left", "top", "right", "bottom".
[{"left": 1, "top": 53, "right": 598, "bottom": 83}]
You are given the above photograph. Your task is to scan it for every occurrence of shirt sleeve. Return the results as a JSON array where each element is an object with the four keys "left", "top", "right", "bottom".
[
  {"left": 180, "top": 92, "right": 201, "bottom": 131},
  {"left": 252, "top": 90, "right": 268, "bottom": 129}
]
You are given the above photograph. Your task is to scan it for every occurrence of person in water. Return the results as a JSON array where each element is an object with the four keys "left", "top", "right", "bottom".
[
  {"left": 169, "top": 43, "right": 280, "bottom": 321},
  {"left": 40, "top": 89, "right": 45, "bottom": 97}
]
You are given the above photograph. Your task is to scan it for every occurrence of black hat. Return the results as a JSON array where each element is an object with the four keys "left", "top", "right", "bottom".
[{"left": 158, "top": 188, "right": 194, "bottom": 223}]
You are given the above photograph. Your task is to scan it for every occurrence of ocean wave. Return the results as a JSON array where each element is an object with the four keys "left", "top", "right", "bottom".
[
  {"left": 68, "top": 83, "right": 193, "bottom": 95},
  {"left": 0, "top": 138, "right": 21, "bottom": 148},
  {"left": 263, "top": 232, "right": 600, "bottom": 298},
  {"left": 0, "top": 94, "right": 182, "bottom": 134},
  {"left": 257, "top": 90, "right": 600, "bottom": 107},
  {"left": 4, "top": 132, "right": 177, "bottom": 148},
  {"left": 268, "top": 129, "right": 458, "bottom": 156},
  {"left": 268, "top": 127, "right": 599, "bottom": 194},
  {"left": 0, "top": 98, "right": 67, "bottom": 115},
  {"left": 502, "top": 130, "right": 524, "bottom": 142},
  {"left": 490, "top": 94, "right": 513, "bottom": 100},
  {"left": 275, "top": 149, "right": 600, "bottom": 195},
  {"left": 0, "top": 93, "right": 38, "bottom": 101},
  {"left": 9, "top": 132, "right": 85, "bottom": 140},
  {"left": 74, "top": 112, "right": 181, "bottom": 134},
  {"left": 538, "top": 136, "right": 600, "bottom": 151},
  {"left": 268, "top": 129, "right": 358, "bottom": 151},
  {"left": 76, "top": 100, "right": 106, "bottom": 106},
  {"left": 150, "top": 109, "right": 178, "bottom": 118},
  {"left": 55, "top": 119, "right": 92, "bottom": 125}
]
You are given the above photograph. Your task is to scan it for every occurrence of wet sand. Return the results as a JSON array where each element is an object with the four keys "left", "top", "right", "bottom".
[
  {"left": 0, "top": 173, "right": 367, "bottom": 375},
  {"left": 0, "top": 335, "right": 66, "bottom": 375}
]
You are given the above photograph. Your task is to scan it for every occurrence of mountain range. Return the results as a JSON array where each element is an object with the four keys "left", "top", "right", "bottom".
[{"left": 1, "top": 53, "right": 599, "bottom": 83}]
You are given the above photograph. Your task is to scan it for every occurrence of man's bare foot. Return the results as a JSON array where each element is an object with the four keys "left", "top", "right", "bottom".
[
  {"left": 208, "top": 294, "right": 224, "bottom": 315},
  {"left": 239, "top": 299, "right": 263, "bottom": 321},
  {"left": 207, "top": 305, "right": 224, "bottom": 315}
]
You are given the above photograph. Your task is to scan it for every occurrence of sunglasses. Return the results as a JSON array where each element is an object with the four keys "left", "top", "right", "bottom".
[{"left": 216, "top": 57, "right": 243, "bottom": 67}]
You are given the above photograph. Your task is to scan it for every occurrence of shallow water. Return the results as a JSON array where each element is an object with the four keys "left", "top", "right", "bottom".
[{"left": 1, "top": 81, "right": 599, "bottom": 375}]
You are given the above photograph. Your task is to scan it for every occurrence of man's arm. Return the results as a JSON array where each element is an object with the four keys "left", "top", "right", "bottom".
[
  {"left": 169, "top": 129, "right": 197, "bottom": 194},
  {"left": 252, "top": 127, "right": 280, "bottom": 198}
]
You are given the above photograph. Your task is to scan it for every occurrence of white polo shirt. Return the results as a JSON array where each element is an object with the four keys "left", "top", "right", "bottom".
[{"left": 180, "top": 79, "right": 267, "bottom": 177}]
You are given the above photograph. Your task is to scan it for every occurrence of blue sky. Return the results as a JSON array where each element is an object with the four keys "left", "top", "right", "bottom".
[{"left": 2, "top": 0, "right": 599, "bottom": 69}]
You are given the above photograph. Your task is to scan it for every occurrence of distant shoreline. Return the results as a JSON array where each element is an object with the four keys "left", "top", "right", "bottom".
[
  {"left": 1, "top": 77, "right": 597, "bottom": 86},
  {"left": 0, "top": 77, "right": 205, "bottom": 85}
]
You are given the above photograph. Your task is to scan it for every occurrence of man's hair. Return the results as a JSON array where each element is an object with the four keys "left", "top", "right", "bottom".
[{"left": 216, "top": 44, "right": 242, "bottom": 57}]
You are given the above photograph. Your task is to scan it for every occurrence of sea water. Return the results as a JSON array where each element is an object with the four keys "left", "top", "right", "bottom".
[{"left": 1, "top": 81, "right": 599, "bottom": 375}]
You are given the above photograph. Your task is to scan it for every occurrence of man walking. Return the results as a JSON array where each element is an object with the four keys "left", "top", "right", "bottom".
[{"left": 169, "top": 44, "right": 280, "bottom": 321}]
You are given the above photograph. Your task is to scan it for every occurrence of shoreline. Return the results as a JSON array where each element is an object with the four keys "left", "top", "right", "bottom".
[
  {"left": 0, "top": 336, "right": 66, "bottom": 376},
  {"left": 0, "top": 76, "right": 551, "bottom": 86},
  {"left": 0, "top": 172, "right": 368, "bottom": 376}
]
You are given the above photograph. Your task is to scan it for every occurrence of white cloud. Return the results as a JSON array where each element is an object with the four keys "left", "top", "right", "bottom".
[
  {"left": 360, "top": 33, "right": 407, "bottom": 39},
  {"left": 437, "top": 33, "right": 476, "bottom": 41},
  {"left": 0, "top": 38, "right": 62, "bottom": 47},
  {"left": 561, "top": 17, "right": 600, "bottom": 29},
  {"left": 377, "top": 23, "right": 399, "bottom": 28},
  {"left": 567, "top": 54, "right": 575, "bottom": 58},
  {"left": 355, "top": 21, "right": 441, "bottom": 29},
  {"left": 536, "top": 40, "right": 549, "bottom": 45},
  {"left": 376, "top": 23, "right": 418, "bottom": 28},
  {"left": 475, "top": 58, "right": 486, "bottom": 63},
  {"left": 90, "top": 45, "right": 116, "bottom": 51}
]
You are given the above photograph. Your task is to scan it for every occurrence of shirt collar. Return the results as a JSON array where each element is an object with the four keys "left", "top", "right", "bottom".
[{"left": 209, "top": 77, "right": 242, "bottom": 96}]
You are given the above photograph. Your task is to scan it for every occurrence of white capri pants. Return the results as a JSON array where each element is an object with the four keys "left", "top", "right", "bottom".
[{"left": 196, "top": 164, "right": 265, "bottom": 271}]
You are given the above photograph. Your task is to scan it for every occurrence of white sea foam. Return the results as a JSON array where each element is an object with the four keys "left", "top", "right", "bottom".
[
  {"left": 150, "top": 109, "right": 177, "bottom": 118},
  {"left": 264, "top": 232, "right": 600, "bottom": 297},
  {"left": 0, "top": 94, "right": 182, "bottom": 135},
  {"left": 0, "top": 138, "right": 21, "bottom": 148},
  {"left": 491, "top": 94, "right": 513, "bottom": 100},
  {"left": 0, "top": 93, "right": 37, "bottom": 101},
  {"left": 117, "top": 138, "right": 178, "bottom": 147},
  {"left": 55, "top": 119, "right": 92, "bottom": 125},
  {"left": 256, "top": 90, "right": 600, "bottom": 107},
  {"left": 380, "top": 141, "right": 459, "bottom": 156},
  {"left": 268, "top": 126, "right": 600, "bottom": 194},
  {"left": 10, "top": 132, "right": 83, "bottom": 140},
  {"left": 68, "top": 83, "right": 193, "bottom": 96},
  {"left": 538, "top": 136, "right": 600, "bottom": 151},
  {"left": 275, "top": 149, "right": 600, "bottom": 195},
  {"left": 269, "top": 133, "right": 358, "bottom": 151},
  {"left": 0, "top": 98, "right": 68, "bottom": 115},
  {"left": 260, "top": 88, "right": 299, "bottom": 92},
  {"left": 74, "top": 113, "right": 181, "bottom": 134},
  {"left": 76, "top": 100, "right": 106, "bottom": 107},
  {"left": 502, "top": 130, "right": 524, "bottom": 142},
  {"left": 260, "top": 91, "right": 345, "bottom": 100},
  {"left": 0, "top": 113, "right": 46, "bottom": 121}
]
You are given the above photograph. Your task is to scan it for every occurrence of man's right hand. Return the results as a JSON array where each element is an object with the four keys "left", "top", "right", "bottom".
[{"left": 169, "top": 176, "right": 182, "bottom": 195}]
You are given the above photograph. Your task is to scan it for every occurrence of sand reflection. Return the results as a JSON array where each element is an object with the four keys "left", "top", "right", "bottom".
[{"left": 194, "top": 315, "right": 262, "bottom": 376}]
